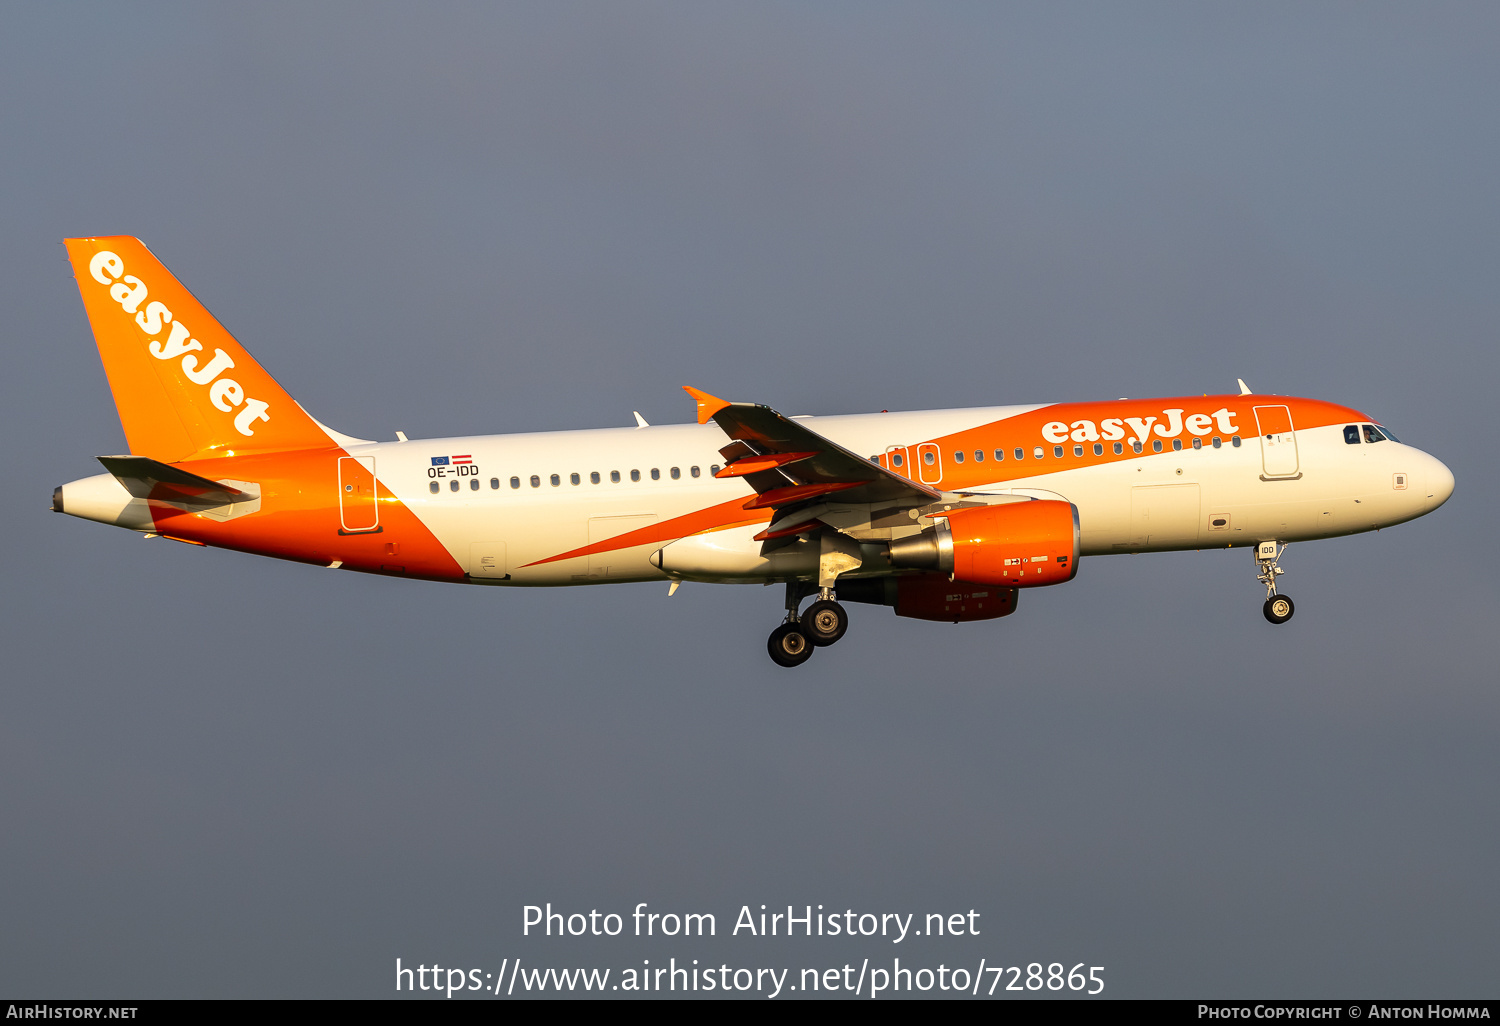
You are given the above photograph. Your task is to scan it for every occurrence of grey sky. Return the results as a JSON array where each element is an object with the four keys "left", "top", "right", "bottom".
[{"left": 1, "top": 2, "right": 1496, "bottom": 997}]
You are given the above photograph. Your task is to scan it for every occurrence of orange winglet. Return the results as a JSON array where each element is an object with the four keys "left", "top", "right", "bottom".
[
  {"left": 741, "top": 481, "right": 861, "bottom": 510},
  {"left": 715, "top": 452, "right": 817, "bottom": 478},
  {"left": 753, "top": 520, "right": 820, "bottom": 541},
  {"left": 683, "top": 386, "right": 732, "bottom": 425}
]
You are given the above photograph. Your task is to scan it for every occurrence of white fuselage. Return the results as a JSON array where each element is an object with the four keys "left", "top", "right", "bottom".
[{"left": 350, "top": 406, "right": 1450, "bottom": 585}]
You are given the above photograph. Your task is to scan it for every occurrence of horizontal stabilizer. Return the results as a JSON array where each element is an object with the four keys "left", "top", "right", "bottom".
[{"left": 97, "top": 455, "right": 257, "bottom": 506}]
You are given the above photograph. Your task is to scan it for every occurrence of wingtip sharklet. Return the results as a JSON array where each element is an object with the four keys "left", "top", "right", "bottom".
[{"left": 682, "top": 386, "right": 732, "bottom": 425}]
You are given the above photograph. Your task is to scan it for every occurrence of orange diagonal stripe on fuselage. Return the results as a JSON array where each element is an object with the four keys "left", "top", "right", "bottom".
[{"left": 521, "top": 496, "right": 772, "bottom": 568}]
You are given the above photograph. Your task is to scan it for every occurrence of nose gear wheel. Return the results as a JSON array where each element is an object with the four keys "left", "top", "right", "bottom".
[{"left": 1264, "top": 595, "right": 1295, "bottom": 624}]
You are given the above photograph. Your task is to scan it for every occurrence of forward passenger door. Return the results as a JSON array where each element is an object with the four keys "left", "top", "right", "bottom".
[{"left": 1253, "top": 405, "right": 1300, "bottom": 479}]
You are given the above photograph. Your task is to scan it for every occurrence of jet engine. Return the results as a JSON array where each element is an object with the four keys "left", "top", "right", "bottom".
[
  {"left": 838, "top": 574, "right": 1018, "bottom": 622},
  {"left": 886, "top": 498, "right": 1079, "bottom": 587}
]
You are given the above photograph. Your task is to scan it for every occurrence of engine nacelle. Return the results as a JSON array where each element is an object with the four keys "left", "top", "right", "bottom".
[
  {"left": 887, "top": 498, "right": 1079, "bottom": 587},
  {"left": 899, "top": 575, "right": 1016, "bottom": 622},
  {"left": 837, "top": 574, "right": 1017, "bottom": 622}
]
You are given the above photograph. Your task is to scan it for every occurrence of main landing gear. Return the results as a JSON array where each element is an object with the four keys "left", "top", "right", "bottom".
[
  {"left": 767, "top": 583, "right": 849, "bottom": 667},
  {"left": 1255, "top": 541, "right": 1295, "bottom": 625}
]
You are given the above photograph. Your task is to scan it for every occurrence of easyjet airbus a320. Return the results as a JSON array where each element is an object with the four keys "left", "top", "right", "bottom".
[{"left": 54, "top": 237, "right": 1455, "bottom": 666}]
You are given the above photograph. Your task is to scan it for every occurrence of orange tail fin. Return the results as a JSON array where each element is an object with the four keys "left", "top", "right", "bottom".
[{"left": 64, "top": 236, "right": 333, "bottom": 463}]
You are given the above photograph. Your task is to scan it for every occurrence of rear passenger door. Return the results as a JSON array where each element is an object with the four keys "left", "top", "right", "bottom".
[{"left": 338, "top": 456, "right": 380, "bottom": 533}]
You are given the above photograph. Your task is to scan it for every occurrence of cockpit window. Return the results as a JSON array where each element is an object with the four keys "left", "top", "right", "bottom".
[
  {"left": 1343, "top": 425, "right": 1361, "bottom": 445},
  {"left": 1378, "top": 424, "right": 1400, "bottom": 443},
  {"left": 1362, "top": 423, "right": 1386, "bottom": 443}
]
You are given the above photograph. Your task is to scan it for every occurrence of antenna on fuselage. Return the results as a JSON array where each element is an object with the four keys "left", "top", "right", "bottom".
[
  {"left": 633, "top": 412, "right": 649, "bottom": 428},
  {"left": 1237, "top": 378, "right": 1253, "bottom": 395}
]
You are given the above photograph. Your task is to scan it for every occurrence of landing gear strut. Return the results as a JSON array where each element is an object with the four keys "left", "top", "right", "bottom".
[
  {"left": 1255, "top": 541, "right": 1295, "bottom": 625},
  {"left": 766, "top": 583, "right": 850, "bottom": 666}
]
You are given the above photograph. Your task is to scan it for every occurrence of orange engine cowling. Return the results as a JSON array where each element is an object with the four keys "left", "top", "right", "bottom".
[
  {"left": 887, "top": 499, "right": 1079, "bottom": 588},
  {"left": 943, "top": 499, "right": 1079, "bottom": 586}
]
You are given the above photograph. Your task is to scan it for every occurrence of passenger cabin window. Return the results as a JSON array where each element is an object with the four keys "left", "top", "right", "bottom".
[
  {"left": 490, "top": 478, "right": 499, "bottom": 489},
  {"left": 591, "top": 472, "right": 600, "bottom": 484},
  {"left": 510, "top": 477, "right": 520, "bottom": 489},
  {"left": 1113, "top": 442, "right": 1123, "bottom": 454},
  {"left": 953, "top": 451, "right": 964, "bottom": 464},
  {"left": 1073, "top": 444, "right": 1083, "bottom": 457},
  {"left": 1014, "top": 448, "right": 1023, "bottom": 460},
  {"left": 1172, "top": 439, "right": 1182, "bottom": 451},
  {"left": 974, "top": 450, "right": 984, "bottom": 462},
  {"left": 1191, "top": 438, "right": 1201, "bottom": 450},
  {"left": 450, "top": 479, "right": 460, "bottom": 492},
  {"left": 550, "top": 474, "right": 560, "bottom": 487},
  {"left": 650, "top": 468, "right": 660, "bottom": 480},
  {"left": 530, "top": 475, "right": 541, "bottom": 488},
  {"left": 630, "top": 469, "right": 641, "bottom": 482},
  {"left": 1344, "top": 425, "right": 1361, "bottom": 445},
  {"left": 1212, "top": 437, "right": 1221, "bottom": 448},
  {"left": 1231, "top": 435, "right": 1242, "bottom": 447},
  {"left": 1153, "top": 440, "right": 1163, "bottom": 452},
  {"left": 429, "top": 481, "right": 439, "bottom": 494},
  {"left": 571, "top": 473, "right": 580, "bottom": 485},
  {"left": 891, "top": 453, "right": 904, "bottom": 467},
  {"left": 691, "top": 466, "right": 700, "bottom": 478},
  {"left": 1094, "top": 443, "right": 1104, "bottom": 456},
  {"left": 1033, "top": 447, "right": 1044, "bottom": 459},
  {"left": 470, "top": 479, "right": 479, "bottom": 491},
  {"left": 1132, "top": 441, "right": 1143, "bottom": 453},
  {"left": 670, "top": 467, "right": 680, "bottom": 479},
  {"left": 610, "top": 471, "right": 621, "bottom": 483},
  {"left": 710, "top": 465, "right": 720, "bottom": 476}
]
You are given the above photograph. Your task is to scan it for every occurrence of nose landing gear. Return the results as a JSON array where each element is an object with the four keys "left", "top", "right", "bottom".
[
  {"left": 766, "top": 583, "right": 849, "bottom": 667},
  {"left": 1255, "top": 541, "right": 1295, "bottom": 625}
]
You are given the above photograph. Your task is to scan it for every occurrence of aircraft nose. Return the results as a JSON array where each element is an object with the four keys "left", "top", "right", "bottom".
[{"left": 1424, "top": 453, "right": 1455, "bottom": 511}]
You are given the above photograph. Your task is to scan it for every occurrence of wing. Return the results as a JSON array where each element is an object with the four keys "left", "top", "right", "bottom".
[{"left": 685, "top": 387, "right": 939, "bottom": 521}]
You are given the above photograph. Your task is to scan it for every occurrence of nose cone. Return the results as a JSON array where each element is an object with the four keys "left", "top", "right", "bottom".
[{"left": 1425, "top": 454, "right": 1455, "bottom": 511}]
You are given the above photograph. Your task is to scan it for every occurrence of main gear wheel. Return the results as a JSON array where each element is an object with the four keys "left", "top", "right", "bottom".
[
  {"left": 767, "top": 623, "right": 814, "bottom": 667},
  {"left": 802, "top": 599, "right": 848, "bottom": 647}
]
